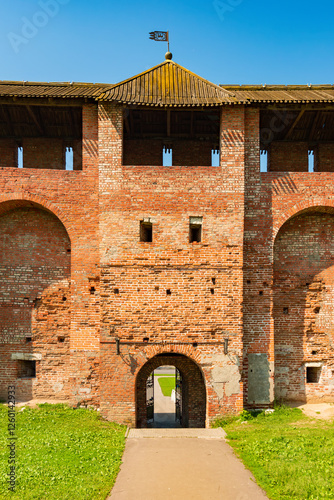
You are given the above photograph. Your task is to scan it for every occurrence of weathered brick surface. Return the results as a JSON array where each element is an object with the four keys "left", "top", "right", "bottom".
[
  {"left": 23, "top": 138, "right": 65, "bottom": 170},
  {"left": 0, "top": 139, "right": 17, "bottom": 168},
  {"left": 315, "top": 143, "right": 334, "bottom": 172},
  {"left": 268, "top": 141, "right": 308, "bottom": 172},
  {"left": 1, "top": 93, "right": 334, "bottom": 423},
  {"left": 244, "top": 168, "right": 334, "bottom": 407},
  {"left": 0, "top": 104, "right": 100, "bottom": 404},
  {"left": 123, "top": 139, "right": 163, "bottom": 166},
  {"left": 172, "top": 140, "right": 212, "bottom": 166},
  {"left": 97, "top": 103, "right": 245, "bottom": 425},
  {"left": 274, "top": 212, "right": 334, "bottom": 402}
]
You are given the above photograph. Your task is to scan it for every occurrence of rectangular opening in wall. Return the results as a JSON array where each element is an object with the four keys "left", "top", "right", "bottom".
[
  {"left": 163, "top": 146, "right": 172, "bottom": 167},
  {"left": 123, "top": 108, "right": 220, "bottom": 166},
  {"left": 306, "top": 366, "right": 321, "bottom": 383},
  {"left": 211, "top": 149, "right": 220, "bottom": 167},
  {"left": 140, "top": 220, "right": 153, "bottom": 242},
  {"left": 18, "top": 360, "right": 36, "bottom": 378},
  {"left": 0, "top": 105, "right": 82, "bottom": 170},
  {"left": 65, "top": 146, "right": 74, "bottom": 171},
  {"left": 260, "top": 150, "right": 268, "bottom": 172},
  {"left": 308, "top": 149, "right": 314, "bottom": 172},
  {"left": 17, "top": 146, "right": 23, "bottom": 168},
  {"left": 189, "top": 216, "right": 202, "bottom": 243}
]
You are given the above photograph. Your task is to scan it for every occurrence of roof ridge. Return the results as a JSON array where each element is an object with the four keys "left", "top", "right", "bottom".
[
  {"left": 0, "top": 80, "right": 113, "bottom": 88},
  {"left": 101, "top": 59, "right": 235, "bottom": 97},
  {"left": 97, "top": 59, "right": 241, "bottom": 106},
  {"left": 221, "top": 84, "right": 334, "bottom": 90}
]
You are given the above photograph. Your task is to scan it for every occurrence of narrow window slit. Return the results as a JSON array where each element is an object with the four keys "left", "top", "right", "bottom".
[
  {"left": 211, "top": 148, "right": 220, "bottom": 166},
  {"left": 65, "top": 146, "right": 74, "bottom": 171},
  {"left": 17, "top": 146, "right": 23, "bottom": 168},
  {"left": 189, "top": 216, "right": 202, "bottom": 243},
  {"left": 163, "top": 145, "right": 172, "bottom": 166},
  {"left": 260, "top": 150, "right": 268, "bottom": 172},
  {"left": 308, "top": 149, "right": 314, "bottom": 172},
  {"left": 140, "top": 220, "right": 153, "bottom": 242}
]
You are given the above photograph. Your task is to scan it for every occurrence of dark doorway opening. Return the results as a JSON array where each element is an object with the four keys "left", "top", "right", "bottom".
[
  {"left": 136, "top": 353, "right": 206, "bottom": 428},
  {"left": 146, "top": 365, "right": 182, "bottom": 428}
]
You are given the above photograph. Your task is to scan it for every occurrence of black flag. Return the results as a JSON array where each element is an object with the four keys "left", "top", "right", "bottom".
[{"left": 149, "top": 31, "right": 169, "bottom": 42}]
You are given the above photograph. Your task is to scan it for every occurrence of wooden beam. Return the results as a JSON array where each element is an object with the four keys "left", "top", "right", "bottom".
[
  {"left": 124, "top": 114, "right": 130, "bottom": 135},
  {"left": 308, "top": 111, "right": 321, "bottom": 141},
  {"left": 167, "top": 109, "right": 171, "bottom": 137},
  {"left": 26, "top": 105, "right": 44, "bottom": 135},
  {"left": 284, "top": 109, "right": 305, "bottom": 139},
  {"left": 0, "top": 98, "right": 84, "bottom": 107},
  {"left": 1, "top": 104, "right": 15, "bottom": 137},
  {"left": 265, "top": 104, "right": 334, "bottom": 111},
  {"left": 69, "top": 108, "right": 77, "bottom": 139}
]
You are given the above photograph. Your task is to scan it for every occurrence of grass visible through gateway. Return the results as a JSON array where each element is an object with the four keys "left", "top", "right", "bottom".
[{"left": 157, "top": 376, "right": 176, "bottom": 397}]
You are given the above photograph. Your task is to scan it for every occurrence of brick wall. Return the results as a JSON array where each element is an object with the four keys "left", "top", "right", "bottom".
[
  {"left": 244, "top": 165, "right": 334, "bottom": 407},
  {"left": 315, "top": 143, "right": 334, "bottom": 172},
  {"left": 274, "top": 212, "right": 334, "bottom": 402},
  {"left": 0, "top": 207, "right": 71, "bottom": 400},
  {"left": 2, "top": 94, "right": 334, "bottom": 419},
  {"left": 23, "top": 138, "right": 65, "bottom": 170},
  {"left": 0, "top": 103, "right": 100, "bottom": 405},
  {"left": 243, "top": 108, "right": 275, "bottom": 408},
  {"left": 172, "top": 140, "right": 212, "bottom": 166},
  {"left": 123, "top": 139, "right": 162, "bottom": 165},
  {"left": 0, "top": 139, "right": 17, "bottom": 168},
  {"left": 268, "top": 141, "right": 308, "bottom": 172},
  {"left": 98, "top": 103, "right": 245, "bottom": 426}
]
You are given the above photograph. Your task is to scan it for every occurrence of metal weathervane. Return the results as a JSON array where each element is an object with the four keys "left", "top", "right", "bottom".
[{"left": 149, "top": 31, "right": 170, "bottom": 52}]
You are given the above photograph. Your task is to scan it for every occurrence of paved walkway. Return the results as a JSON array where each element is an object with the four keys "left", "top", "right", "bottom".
[
  {"left": 151, "top": 372, "right": 181, "bottom": 428},
  {"left": 108, "top": 428, "right": 268, "bottom": 500}
]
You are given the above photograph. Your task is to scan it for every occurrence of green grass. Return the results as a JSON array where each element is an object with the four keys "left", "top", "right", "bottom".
[
  {"left": 0, "top": 403, "right": 126, "bottom": 500},
  {"left": 158, "top": 376, "right": 176, "bottom": 396},
  {"left": 213, "top": 406, "right": 334, "bottom": 500}
]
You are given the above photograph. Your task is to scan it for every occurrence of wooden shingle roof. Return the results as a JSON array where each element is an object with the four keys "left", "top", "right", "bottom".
[
  {"left": 97, "top": 59, "right": 239, "bottom": 107},
  {"left": 0, "top": 81, "right": 112, "bottom": 100},
  {"left": 222, "top": 85, "right": 334, "bottom": 104},
  {"left": 1, "top": 66, "right": 334, "bottom": 107}
]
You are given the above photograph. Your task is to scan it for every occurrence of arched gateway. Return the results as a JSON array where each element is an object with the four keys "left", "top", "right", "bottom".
[{"left": 136, "top": 354, "right": 206, "bottom": 428}]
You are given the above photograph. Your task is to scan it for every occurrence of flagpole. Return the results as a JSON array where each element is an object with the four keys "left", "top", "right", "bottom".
[{"left": 168, "top": 31, "right": 169, "bottom": 52}]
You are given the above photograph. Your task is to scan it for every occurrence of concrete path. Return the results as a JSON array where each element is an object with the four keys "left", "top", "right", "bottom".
[
  {"left": 152, "top": 372, "right": 181, "bottom": 428},
  {"left": 108, "top": 428, "right": 268, "bottom": 500}
]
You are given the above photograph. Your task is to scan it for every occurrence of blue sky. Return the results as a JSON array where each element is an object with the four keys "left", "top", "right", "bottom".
[{"left": 1, "top": 0, "right": 333, "bottom": 86}]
